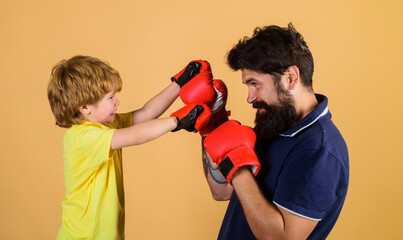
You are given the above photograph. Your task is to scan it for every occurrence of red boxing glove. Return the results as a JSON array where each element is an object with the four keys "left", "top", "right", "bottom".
[
  {"left": 199, "top": 79, "right": 230, "bottom": 137},
  {"left": 170, "top": 102, "right": 211, "bottom": 132},
  {"left": 179, "top": 71, "right": 215, "bottom": 105},
  {"left": 203, "top": 120, "right": 260, "bottom": 183},
  {"left": 171, "top": 60, "right": 211, "bottom": 88}
]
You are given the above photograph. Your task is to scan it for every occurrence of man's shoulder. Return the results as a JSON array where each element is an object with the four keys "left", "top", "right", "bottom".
[
  {"left": 293, "top": 118, "right": 349, "bottom": 174},
  {"left": 296, "top": 117, "right": 347, "bottom": 155}
]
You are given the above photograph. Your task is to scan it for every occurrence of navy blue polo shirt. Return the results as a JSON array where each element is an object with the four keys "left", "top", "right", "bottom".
[{"left": 218, "top": 94, "right": 349, "bottom": 240}]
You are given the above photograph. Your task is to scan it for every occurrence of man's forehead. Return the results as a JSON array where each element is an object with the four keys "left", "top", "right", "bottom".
[
  {"left": 241, "top": 69, "right": 255, "bottom": 82},
  {"left": 242, "top": 69, "right": 268, "bottom": 83}
]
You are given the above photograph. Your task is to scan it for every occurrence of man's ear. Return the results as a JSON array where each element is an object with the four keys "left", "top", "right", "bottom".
[
  {"left": 78, "top": 105, "right": 90, "bottom": 115},
  {"left": 285, "top": 65, "right": 300, "bottom": 90}
]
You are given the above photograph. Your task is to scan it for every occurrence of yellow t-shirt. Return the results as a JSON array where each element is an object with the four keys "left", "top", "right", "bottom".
[{"left": 57, "top": 113, "right": 132, "bottom": 240}]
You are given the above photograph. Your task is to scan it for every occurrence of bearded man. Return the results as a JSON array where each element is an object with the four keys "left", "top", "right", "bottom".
[{"left": 201, "top": 23, "right": 349, "bottom": 240}]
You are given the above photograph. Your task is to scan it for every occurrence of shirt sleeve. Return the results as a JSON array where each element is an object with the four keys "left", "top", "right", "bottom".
[
  {"left": 79, "top": 113, "right": 132, "bottom": 169},
  {"left": 273, "top": 148, "right": 344, "bottom": 220},
  {"left": 80, "top": 126, "right": 116, "bottom": 169}
]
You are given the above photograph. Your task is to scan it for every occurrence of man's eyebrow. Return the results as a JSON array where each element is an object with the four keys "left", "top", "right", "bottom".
[{"left": 243, "top": 78, "right": 256, "bottom": 84}]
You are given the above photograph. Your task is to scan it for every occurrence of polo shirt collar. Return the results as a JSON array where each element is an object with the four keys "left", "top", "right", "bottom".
[{"left": 279, "top": 94, "right": 329, "bottom": 138}]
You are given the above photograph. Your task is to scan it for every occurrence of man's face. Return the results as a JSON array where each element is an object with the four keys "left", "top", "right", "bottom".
[{"left": 242, "top": 69, "right": 297, "bottom": 142}]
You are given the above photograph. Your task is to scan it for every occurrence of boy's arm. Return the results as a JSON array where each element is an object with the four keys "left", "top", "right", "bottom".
[
  {"left": 131, "top": 82, "right": 180, "bottom": 124},
  {"left": 111, "top": 102, "right": 209, "bottom": 150},
  {"left": 111, "top": 117, "right": 177, "bottom": 150},
  {"left": 131, "top": 60, "right": 210, "bottom": 124}
]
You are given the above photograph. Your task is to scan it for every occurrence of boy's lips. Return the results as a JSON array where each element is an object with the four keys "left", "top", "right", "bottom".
[{"left": 110, "top": 109, "right": 117, "bottom": 116}]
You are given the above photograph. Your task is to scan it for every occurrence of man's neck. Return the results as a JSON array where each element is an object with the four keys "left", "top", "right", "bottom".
[{"left": 295, "top": 91, "right": 318, "bottom": 122}]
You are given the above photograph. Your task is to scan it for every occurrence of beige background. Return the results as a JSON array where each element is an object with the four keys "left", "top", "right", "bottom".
[{"left": 1, "top": 0, "right": 402, "bottom": 239}]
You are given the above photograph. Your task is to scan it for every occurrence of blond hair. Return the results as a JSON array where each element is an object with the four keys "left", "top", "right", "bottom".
[{"left": 47, "top": 55, "right": 122, "bottom": 128}]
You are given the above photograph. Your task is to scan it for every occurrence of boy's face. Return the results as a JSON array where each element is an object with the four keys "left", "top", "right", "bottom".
[{"left": 86, "top": 91, "right": 120, "bottom": 125}]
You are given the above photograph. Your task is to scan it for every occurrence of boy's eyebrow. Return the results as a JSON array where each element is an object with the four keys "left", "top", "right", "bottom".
[{"left": 104, "top": 91, "right": 115, "bottom": 97}]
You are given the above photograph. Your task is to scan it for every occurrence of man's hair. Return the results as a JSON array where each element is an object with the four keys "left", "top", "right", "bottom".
[
  {"left": 47, "top": 55, "right": 122, "bottom": 128},
  {"left": 227, "top": 23, "right": 314, "bottom": 90}
]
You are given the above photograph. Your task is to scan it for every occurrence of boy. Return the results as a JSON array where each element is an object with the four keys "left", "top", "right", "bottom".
[{"left": 47, "top": 55, "right": 209, "bottom": 239}]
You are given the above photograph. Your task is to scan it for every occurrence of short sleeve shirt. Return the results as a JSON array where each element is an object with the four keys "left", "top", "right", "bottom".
[
  {"left": 57, "top": 112, "right": 132, "bottom": 240},
  {"left": 218, "top": 94, "right": 349, "bottom": 240}
]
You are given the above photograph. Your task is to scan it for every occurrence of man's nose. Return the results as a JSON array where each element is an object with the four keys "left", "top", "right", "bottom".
[{"left": 247, "top": 89, "right": 257, "bottom": 104}]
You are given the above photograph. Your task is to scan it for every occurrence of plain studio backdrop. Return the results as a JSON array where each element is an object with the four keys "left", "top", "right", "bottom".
[{"left": 0, "top": 0, "right": 402, "bottom": 239}]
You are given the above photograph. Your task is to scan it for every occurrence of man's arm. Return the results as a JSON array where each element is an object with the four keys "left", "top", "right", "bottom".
[
  {"left": 204, "top": 120, "right": 318, "bottom": 239},
  {"left": 201, "top": 142, "right": 233, "bottom": 201},
  {"left": 131, "top": 82, "right": 180, "bottom": 124},
  {"left": 231, "top": 167, "right": 318, "bottom": 240}
]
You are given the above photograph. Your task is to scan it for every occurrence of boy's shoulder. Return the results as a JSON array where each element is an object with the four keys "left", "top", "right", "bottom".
[
  {"left": 107, "top": 112, "right": 133, "bottom": 129},
  {"left": 63, "top": 121, "right": 115, "bottom": 152},
  {"left": 63, "top": 112, "right": 132, "bottom": 140},
  {"left": 64, "top": 121, "right": 107, "bottom": 140},
  {"left": 69, "top": 121, "right": 106, "bottom": 131}
]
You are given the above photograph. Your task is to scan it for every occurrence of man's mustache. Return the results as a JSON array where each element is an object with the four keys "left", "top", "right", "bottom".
[{"left": 252, "top": 101, "right": 269, "bottom": 109}]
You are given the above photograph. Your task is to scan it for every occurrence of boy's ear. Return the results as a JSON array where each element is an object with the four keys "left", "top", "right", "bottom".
[{"left": 78, "top": 105, "right": 90, "bottom": 115}]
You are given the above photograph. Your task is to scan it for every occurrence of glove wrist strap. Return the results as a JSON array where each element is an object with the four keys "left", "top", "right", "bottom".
[{"left": 218, "top": 156, "right": 234, "bottom": 180}]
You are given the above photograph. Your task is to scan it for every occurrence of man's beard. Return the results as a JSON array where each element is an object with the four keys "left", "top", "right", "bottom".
[{"left": 253, "top": 92, "right": 297, "bottom": 143}]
